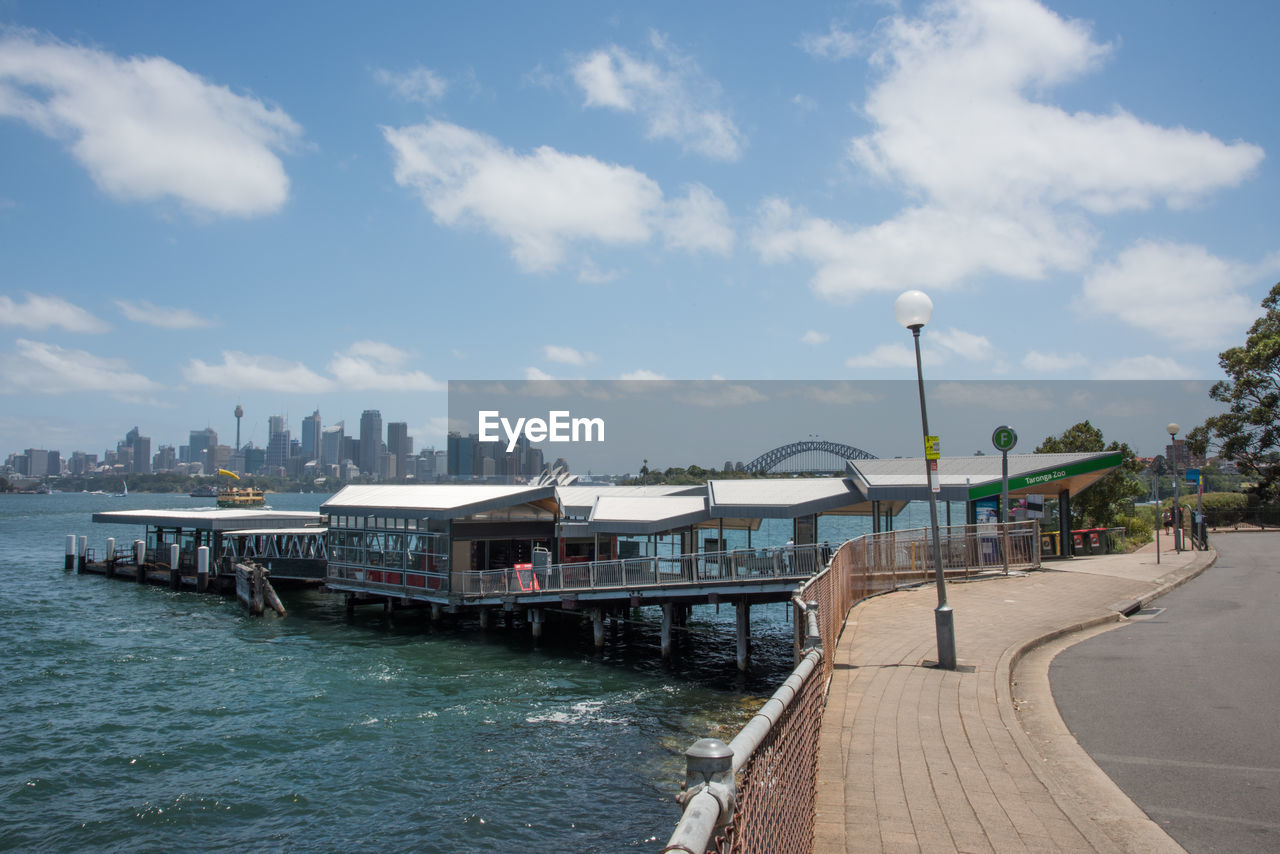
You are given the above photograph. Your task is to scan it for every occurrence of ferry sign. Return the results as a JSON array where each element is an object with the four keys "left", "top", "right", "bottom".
[
  {"left": 925, "top": 435, "right": 940, "bottom": 460},
  {"left": 992, "top": 425, "right": 1017, "bottom": 453}
]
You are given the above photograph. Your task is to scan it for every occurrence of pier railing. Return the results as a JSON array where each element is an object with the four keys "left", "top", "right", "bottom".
[
  {"left": 455, "top": 543, "right": 825, "bottom": 598},
  {"left": 327, "top": 543, "right": 827, "bottom": 601},
  {"left": 665, "top": 521, "right": 1041, "bottom": 854}
]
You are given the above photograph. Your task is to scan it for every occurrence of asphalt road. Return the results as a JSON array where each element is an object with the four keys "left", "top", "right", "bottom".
[{"left": 1051, "top": 534, "right": 1280, "bottom": 853}]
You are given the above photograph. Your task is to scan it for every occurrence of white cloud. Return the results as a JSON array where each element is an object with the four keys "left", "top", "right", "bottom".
[
  {"left": 791, "top": 94, "right": 818, "bottom": 112},
  {"left": 1022, "top": 350, "right": 1087, "bottom": 373},
  {"left": 931, "top": 327, "right": 993, "bottom": 361},
  {"left": 0, "top": 33, "right": 302, "bottom": 217},
  {"left": 578, "top": 258, "right": 620, "bottom": 284},
  {"left": 619, "top": 369, "right": 667, "bottom": 381},
  {"left": 661, "top": 184, "right": 734, "bottom": 254},
  {"left": 1081, "top": 241, "right": 1270, "bottom": 349},
  {"left": 543, "top": 345, "right": 597, "bottom": 366},
  {"left": 383, "top": 119, "right": 733, "bottom": 271},
  {"left": 327, "top": 340, "right": 445, "bottom": 391},
  {"left": 845, "top": 342, "right": 916, "bottom": 369},
  {"left": 114, "top": 299, "right": 213, "bottom": 329},
  {"left": 801, "top": 330, "right": 829, "bottom": 346},
  {"left": 0, "top": 293, "right": 108, "bottom": 332},
  {"left": 845, "top": 327, "right": 991, "bottom": 369},
  {"left": 755, "top": 0, "right": 1264, "bottom": 300},
  {"left": 184, "top": 351, "right": 331, "bottom": 393},
  {"left": 570, "top": 31, "right": 744, "bottom": 161},
  {"left": 0, "top": 338, "right": 157, "bottom": 396},
  {"left": 374, "top": 66, "right": 447, "bottom": 104},
  {"left": 753, "top": 197, "right": 1091, "bottom": 298},
  {"left": 798, "top": 23, "right": 861, "bottom": 60},
  {"left": 524, "top": 366, "right": 555, "bottom": 381},
  {"left": 1093, "top": 354, "right": 1193, "bottom": 380}
]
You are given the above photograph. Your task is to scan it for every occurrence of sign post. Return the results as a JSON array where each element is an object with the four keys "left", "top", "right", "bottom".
[
  {"left": 991, "top": 426, "right": 1017, "bottom": 523},
  {"left": 992, "top": 426, "right": 1017, "bottom": 575}
]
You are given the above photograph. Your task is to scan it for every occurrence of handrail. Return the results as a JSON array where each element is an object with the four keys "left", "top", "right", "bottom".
[{"left": 666, "top": 520, "right": 1041, "bottom": 853}]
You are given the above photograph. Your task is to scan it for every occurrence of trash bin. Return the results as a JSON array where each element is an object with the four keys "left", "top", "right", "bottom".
[
  {"left": 1071, "top": 529, "right": 1088, "bottom": 556},
  {"left": 1040, "top": 531, "right": 1059, "bottom": 557}
]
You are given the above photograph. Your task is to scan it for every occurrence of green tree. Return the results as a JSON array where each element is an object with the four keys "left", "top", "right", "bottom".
[
  {"left": 1189, "top": 281, "right": 1280, "bottom": 502},
  {"left": 1035, "top": 420, "right": 1146, "bottom": 528}
]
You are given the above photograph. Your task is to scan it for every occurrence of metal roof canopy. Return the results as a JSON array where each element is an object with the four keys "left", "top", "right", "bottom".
[
  {"left": 557, "top": 484, "right": 702, "bottom": 517},
  {"left": 321, "top": 484, "right": 558, "bottom": 519},
  {"left": 587, "top": 495, "right": 710, "bottom": 535},
  {"left": 91, "top": 508, "right": 323, "bottom": 530},
  {"left": 707, "top": 477, "right": 869, "bottom": 519},
  {"left": 222, "top": 527, "right": 329, "bottom": 536},
  {"left": 845, "top": 451, "right": 1124, "bottom": 503}
]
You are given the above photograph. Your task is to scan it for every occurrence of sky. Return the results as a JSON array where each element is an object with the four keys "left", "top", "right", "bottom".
[{"left": 1, "top": 0, "right": 1277, "bottom": 462}]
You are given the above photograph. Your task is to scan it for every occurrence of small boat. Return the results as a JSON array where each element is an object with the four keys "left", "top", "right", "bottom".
[
  {"left": 112, "top": 481, "right": 128, "bottom": 498},
  {"left": 189, "top": 484, "right": 219, "bottom": 498}
]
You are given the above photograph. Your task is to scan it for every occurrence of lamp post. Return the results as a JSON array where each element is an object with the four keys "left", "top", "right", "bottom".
[
  {"left": 895, "top": 289, "right": 956, "bottom": 670},
  {"left": 1167, "top": 423, "right": 1181, "bottom": 552}
]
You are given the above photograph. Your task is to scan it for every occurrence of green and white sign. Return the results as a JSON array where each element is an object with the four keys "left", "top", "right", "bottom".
[
  {"left": 992, "top": 425, "right": 1017, "bottom": 452},
  {"left": 968, "top": 451, "right": 1124, "bottom": 501}
]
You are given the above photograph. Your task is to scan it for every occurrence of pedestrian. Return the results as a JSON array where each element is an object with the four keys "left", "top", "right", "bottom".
[{"left": 1163, "top": 509, "right": 1172, "bottom": 534}]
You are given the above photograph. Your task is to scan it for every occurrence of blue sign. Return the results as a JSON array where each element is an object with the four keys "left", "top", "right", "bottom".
[{"left": 1185, "top": 468, "right": 1200, "bottom": 484}]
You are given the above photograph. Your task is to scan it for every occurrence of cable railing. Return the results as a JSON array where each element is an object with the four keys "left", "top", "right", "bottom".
[{"left": 664, "top": 521, "right": 1041, "bottom": 854}]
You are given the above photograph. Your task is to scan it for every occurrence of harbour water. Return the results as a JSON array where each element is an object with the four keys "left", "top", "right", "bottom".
[{"left": 0, "top": 491, "right": 937, "bottom": 852}]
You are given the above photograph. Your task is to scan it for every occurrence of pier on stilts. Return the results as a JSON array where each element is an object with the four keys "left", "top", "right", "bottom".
[{"left": 72, "top": 508, "right": 324, "bottom": 616}]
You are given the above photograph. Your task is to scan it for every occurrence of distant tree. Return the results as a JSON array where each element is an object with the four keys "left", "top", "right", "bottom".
[
  {"left": 1189, "top": 282, "right": 1280, "bottom": 502},
  {"left": 1035, "top": 420, "right": 1146, "bottom": 528}
]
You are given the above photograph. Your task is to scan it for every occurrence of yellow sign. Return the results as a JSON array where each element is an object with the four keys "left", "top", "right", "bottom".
[{"left": 925, "top": 435, "right": 940, "bottom": 460}]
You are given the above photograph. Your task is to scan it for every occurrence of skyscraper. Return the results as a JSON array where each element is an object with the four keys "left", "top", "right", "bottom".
[
  {"left": 359, "top": 410, "right": 383, "bottom": 477},
  {"left": 301, "top": 410, "right": 322, "bottom": 462},
  {"left": 188, "top": 428, "right": 217, "bottom": 474},
  {"left": 387, "top": 421, "right": 411, "bottom": 481},
  {"left": 322, "top": 422, "right": 345, "bottom": 468},
  {"left": 266, "top": 415, "right": 290, "bottom": 472}
]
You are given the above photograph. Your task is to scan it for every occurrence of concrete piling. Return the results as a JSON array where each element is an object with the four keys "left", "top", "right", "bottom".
[
  {"left": 65, "top": 535, "right": 75, "bottom": 571},
  {"left": 134, "top": 540, "right": 145, "bottom": 582},
  {"left": 77, "top": 536, "right": 87, "bottom": 573},
  {"left": 169, "top": 544, "right": 181, "bottom": 589}
]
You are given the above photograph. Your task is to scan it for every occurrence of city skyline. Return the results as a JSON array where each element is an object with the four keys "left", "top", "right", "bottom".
[{"left": 2, "top": 1, "right": 1278, "bottom": 456}]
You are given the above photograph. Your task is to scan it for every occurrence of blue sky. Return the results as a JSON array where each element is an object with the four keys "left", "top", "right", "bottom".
[{"left": 2, "top": 0, "right": 1277, "bottom": 460}]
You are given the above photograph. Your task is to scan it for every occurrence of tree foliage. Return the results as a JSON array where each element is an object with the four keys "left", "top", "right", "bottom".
[
  {"left": 1035, "top": 420, "right": 1146, "bottom": 528},
  {"left": 1190, "top": 281, "right": 1280, "bottom": 502}
]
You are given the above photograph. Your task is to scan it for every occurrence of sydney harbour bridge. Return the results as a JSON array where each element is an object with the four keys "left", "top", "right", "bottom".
[{"left": 742, "top": 440, "right": 876, "bottom": 475}]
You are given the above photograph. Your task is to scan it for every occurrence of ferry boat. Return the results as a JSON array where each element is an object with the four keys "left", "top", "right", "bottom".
[
  {"left": 217, "top": 486, "right": 266, "bottom": 508},
  {"left": 213, "top": 468, "right": 265, "bottom": 507}
]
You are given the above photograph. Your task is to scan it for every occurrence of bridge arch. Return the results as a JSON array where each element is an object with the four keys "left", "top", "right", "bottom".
[{"left": 743, "top": 440, "right": 877, "bottom": 474}]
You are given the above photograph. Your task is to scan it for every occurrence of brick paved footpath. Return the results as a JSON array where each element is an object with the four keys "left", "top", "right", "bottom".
[{"left": 815, "top": 540, "right": 1217, "bottom": 854}]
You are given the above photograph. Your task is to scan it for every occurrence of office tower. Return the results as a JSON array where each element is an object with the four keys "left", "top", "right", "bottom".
[
  {"left": 447, "top": 432, "right": 474, "bottom": 478},
  {"left": 25, "top": 449, "right": 49, "bottom": 478},
  {"left": 189, "top": 428, "right": 217, "bottom": 473},
  {"left": 153, "top": 445, "right": 176, "bottom": 471},
  {"left": 131, "top": 435, "right": 152, "bottom": 474},
  {"left": 302, "top": 410, "right": 322, "bottom": 461},
  {"left": 359, "top": 410, "right": 383, "bottom": 477},
  {"left": 387, "top": 421, "right": 411, "bottom": 480},
  {"left": 46, "top": 450, "right": 62, "bottom": 476},
  {"left": 266, "top": 415, "right": 290, "bottom": 471},
  {"left": 322, "top": 422, "right": 344, "bottom": 468}
]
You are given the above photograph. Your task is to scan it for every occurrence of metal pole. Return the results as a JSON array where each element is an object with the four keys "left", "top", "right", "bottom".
[
  {"left": 1154, "top": 465, "right": 1161, "bottom": 565},
  {"left": 912, "top": 327, "right": 955, "bottom": 670},
  {"left": 1171, "top": 437, "right": 1182, "bottom": 552}
]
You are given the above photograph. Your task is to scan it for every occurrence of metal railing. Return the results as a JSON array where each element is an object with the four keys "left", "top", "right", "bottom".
[
  {"left": 327, "top": 543, "right": 828, "bottom": 601},
  {"left": 666, "top": 521, "right": 1041, "bottom": 853}
]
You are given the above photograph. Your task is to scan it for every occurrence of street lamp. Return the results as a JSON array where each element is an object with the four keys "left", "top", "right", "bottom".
[
  {"left": 895, "top": 289, "right": 956, "bottom": 670},
  {"left": 1167, "top": 422, "right": 1181, "bottom": 552}
]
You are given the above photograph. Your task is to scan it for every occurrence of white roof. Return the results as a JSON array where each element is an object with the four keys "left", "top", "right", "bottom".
[
  {"left": 707, "top": 477, "right": 865, "bottom": 518},
  {"left": 91, "top": 508, "right": 322, "bottom": 531},
  {"left": 321, "top": 483, "right": 555, "bottom": 518},
  {"left": 588, "top": 495, "right": 709, "bottom": 534},
  {"left": 848, "top": 452, "right": 1122, "bottom": 501},
  {"left": 557, "top": 484, "right": 697, "bottom": 514}
]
